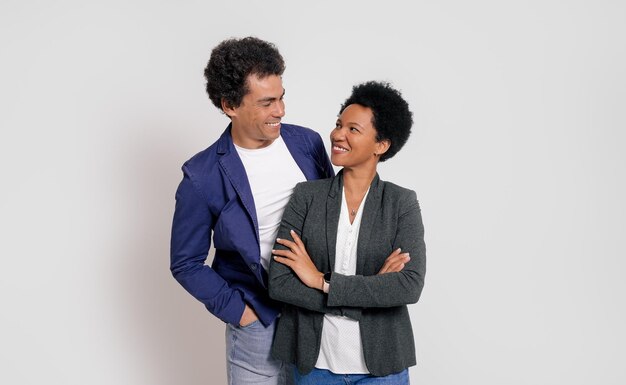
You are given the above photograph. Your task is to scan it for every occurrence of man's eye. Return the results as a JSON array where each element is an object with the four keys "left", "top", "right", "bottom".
[{"left": 350, "top": 127, "right": 359, "bottom": 132}]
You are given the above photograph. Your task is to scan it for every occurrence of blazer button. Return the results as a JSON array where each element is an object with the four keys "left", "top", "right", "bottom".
[{"left": 250, "top": 263, "right": 258, "bottom": 271}]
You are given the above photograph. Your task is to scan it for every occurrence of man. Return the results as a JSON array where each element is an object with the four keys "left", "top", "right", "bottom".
[{"left": 170, "top": 37, "right": 333, "bottom": 385}]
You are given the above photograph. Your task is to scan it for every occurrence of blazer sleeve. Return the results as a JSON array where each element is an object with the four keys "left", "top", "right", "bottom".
[
  {"left": 268, "top": 183, "right": 358, "bottom": 319},
  {"left": 313, "top": 133, "right": 335, "bottom": 179},
  {"left": 170, "top": 166, "right": 246, "bottom": 325},
  {"left": 327, "top": 190, "right": 426, "bottom": 308}
]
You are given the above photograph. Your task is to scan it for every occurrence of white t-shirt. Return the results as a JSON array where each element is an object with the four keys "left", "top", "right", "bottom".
[
  {"left": 315, "top": 187, "right": 371, "bottom": 374},
  {"left": 234, "top": 136, "right": 306, "bottom": 271}
]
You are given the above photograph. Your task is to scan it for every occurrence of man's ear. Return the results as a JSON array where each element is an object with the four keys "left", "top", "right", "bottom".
[
  {"left": 221, "top": 98, "right": 236, "bottom": 118},
  {"left": 375, "top": 139, "right": 391, "bottom": 156}
]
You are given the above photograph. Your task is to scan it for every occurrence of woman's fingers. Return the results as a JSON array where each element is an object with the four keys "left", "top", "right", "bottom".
[
  {"left": 386, "top": 254, "right": 410, "bottom": 273},
  {"left": 290, "top": 230, "right": 305, "bottom": 248},
  {"left": 274, "top": 230, "right": 322, "bottom": 290},
  {"left": 275, "top": 237, "right": 297, "bottom": 249},
  {"left": 385, "top": 258, "right": 409, "bottom": 273},
  {"left": 378, "top": 249, "right": 410, "bottom": 274},
  {"left": 378, "top": 248, "right": 402, "bottom": 274},
  {"left": 276, "top": 232, "right": 307, "bottom": 256},
  {"left": 272, "top": 255, "right": 293, "bottom": 267},
  {"left": 276, "top": 237, "right": 304, "bottom": 256},
  {"left": 272, "top": 248, "right": 296, "bottom": 260}
]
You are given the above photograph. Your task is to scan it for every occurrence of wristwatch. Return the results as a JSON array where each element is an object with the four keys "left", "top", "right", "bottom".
[{"left": 322, "top": 272, "right": 331, "bottom": 293}]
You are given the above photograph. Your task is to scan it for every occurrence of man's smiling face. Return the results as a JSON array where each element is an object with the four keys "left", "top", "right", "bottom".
[{"left": 225, "top": 74, "right": 285, "bottom": 149}]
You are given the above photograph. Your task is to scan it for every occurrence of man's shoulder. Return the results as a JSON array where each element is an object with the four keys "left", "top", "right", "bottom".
[
  {"left": 281, "top": 123, "right": 322, "bottom": 140},
  {"left": 182, "top": 141, "right": 220, "bottom": 171},
  {"left": 182, "top": 128, "right": 230, "bottom": 172}
]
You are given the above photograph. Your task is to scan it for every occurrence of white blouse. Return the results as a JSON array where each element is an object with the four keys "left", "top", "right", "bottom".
[{"left": 315, "top": 186, "right": 371, "bottom": 374}]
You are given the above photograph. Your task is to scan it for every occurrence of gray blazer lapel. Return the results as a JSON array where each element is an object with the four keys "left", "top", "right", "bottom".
[
  {"left": 326, "top": 173, "right": 343, "bottom": 271},
  {"left": 356, "top": 174, "right": 383, "bottom": 274}
]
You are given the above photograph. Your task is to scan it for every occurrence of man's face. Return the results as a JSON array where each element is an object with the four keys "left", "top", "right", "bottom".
[{"left": 225, "top": 74, "right": 285, "bottom": 149}]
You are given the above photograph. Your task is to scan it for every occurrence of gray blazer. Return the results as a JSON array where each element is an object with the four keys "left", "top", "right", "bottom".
[{"left": 269, "top": 171, "right": 426, "bottom": 377}]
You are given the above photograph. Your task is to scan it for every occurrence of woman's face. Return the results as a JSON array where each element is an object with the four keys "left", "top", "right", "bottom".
[{"left": 330, "top": 104, "right": 389, "bottom": 169}]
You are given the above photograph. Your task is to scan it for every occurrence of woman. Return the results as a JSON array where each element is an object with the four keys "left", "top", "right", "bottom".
[{"left": 268, "top": 81, "right": 426, "bottom": 384}]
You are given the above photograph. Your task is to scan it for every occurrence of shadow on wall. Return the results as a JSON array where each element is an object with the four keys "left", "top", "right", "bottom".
[{"left": 113, "top": 120, "right": 227, "bottom": 385}]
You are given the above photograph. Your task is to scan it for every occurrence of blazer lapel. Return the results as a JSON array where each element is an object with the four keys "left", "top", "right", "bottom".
[
  {"left": 326, "top": 172, "right": 343, "bottom": 271},
  {"left": 356, "top": 174, "right": 383, "bottom": 274},
  {"left": 216, "top": 125, "right": 259, "bottom": 244},
  {"left": 282, "top": 124, "right": 318, "bottom": 180}
]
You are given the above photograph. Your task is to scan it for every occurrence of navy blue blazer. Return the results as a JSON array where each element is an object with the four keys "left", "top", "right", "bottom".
[{"left": 170, "top": 123, "right": 334, "bottom": 326}]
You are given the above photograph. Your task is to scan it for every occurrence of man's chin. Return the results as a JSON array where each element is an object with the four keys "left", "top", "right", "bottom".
[{"left": 264, "top": 126, "right": 281, "bottom": 139}]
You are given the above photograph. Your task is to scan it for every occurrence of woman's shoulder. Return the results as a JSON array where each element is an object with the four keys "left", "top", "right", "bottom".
[
  {"left": 294, "top": 178, "right": 334, "bottom": 193},
  {"left": 379, "top": 179, "right": 420, "bottom": 209},
  {"left": 380, "top": 179, "right": 416, "bottom": 197},
  {"left": 294, "top": 177, "right": 334, "bottom": 195}
]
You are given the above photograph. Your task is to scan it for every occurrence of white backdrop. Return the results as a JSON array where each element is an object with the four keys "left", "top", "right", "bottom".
[{"left": 1, "top": 1, "right": 625, "bottom": 384}]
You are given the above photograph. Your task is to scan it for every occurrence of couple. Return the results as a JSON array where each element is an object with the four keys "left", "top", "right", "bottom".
[{"left": 170, "top": 37, "right": 426, "bottom": 385}]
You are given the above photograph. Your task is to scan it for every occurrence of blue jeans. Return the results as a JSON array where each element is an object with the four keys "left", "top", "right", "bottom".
[
  {"left": 294, "top": 368, "right": 409, "bottom": 385},
  {"left": 225, "top": 320, "right": 292, "bottom": 385}
]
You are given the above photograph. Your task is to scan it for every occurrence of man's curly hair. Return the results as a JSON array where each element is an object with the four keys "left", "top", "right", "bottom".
[
  {"left": 339, "top": 81, "right": 413, "bottom": 162},
  {"left": 204, "top": 37, "right": 285, "bottom": 111}
]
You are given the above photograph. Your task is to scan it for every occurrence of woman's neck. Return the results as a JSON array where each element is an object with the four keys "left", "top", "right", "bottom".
[{"left": 342, "top": 166, "right": 377, "bottom": 196}]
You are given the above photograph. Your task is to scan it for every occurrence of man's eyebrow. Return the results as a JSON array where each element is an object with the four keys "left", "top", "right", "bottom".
[{"left": 257, "top": 89, "right": 285, "bottom": 103}]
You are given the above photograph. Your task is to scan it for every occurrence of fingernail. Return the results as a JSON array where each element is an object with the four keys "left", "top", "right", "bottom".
[
  {"left": 397, "top": 248, "right": 402, "bottom": 252},
  {"left": 290, "top": 229, "right": 295, "bottom": 233},
  {"left": 276, "top": 238, "right": 281, "bottom": 241}
]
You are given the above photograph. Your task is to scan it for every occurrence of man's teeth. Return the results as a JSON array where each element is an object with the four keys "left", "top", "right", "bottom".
[
  {"left": 334, "top": 145, "right": 348, "bottom": 152},
  {"left": 266, "top": 122, "right": 280, "bottom": 127}
]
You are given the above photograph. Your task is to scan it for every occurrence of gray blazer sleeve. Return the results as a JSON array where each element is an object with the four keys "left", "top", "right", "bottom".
[
  {"left": 327, "top": 190, "right": 426, "bottom": 308},
  {"left": 268, "top": 184, "right": 347, "bottom": 317}
]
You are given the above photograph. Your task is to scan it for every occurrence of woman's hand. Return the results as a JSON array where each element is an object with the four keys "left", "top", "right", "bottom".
[
  {"left": 377, "top": 248, "right": 410, "bottom": 275},
  {"left": 273, "top": 230, "right": 324, "bottom": 290}
]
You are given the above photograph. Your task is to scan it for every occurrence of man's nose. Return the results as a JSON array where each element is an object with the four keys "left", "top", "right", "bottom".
[{"left": 273, "top": 100, "right": 285, "bottom": 117}]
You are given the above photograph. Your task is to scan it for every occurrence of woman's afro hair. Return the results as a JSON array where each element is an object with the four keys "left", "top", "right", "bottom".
[{"left": 339, "top": 81, "right": 413, "bottom": 162}]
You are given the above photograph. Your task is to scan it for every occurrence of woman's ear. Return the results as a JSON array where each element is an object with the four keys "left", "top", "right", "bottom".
[{"left": 375, "top": 139, "right": 391, "bottom": 157}]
